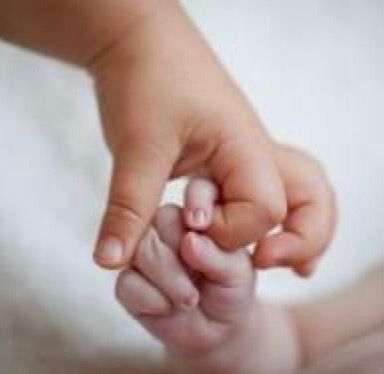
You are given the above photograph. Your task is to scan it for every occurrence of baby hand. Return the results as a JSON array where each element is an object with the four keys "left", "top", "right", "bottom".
[
  {"left": 116, "top": 180, "right": 255, "bottom": 371},
  {"left": 116, "top": 208, "right": 254, "bottom": 353}
]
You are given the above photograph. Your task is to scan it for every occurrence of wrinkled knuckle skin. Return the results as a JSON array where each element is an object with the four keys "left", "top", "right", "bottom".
[
  {"left": 105, "top": 196, "right": 146, "bottom": 233},
  {"left": 136, "top": 235, "right": 163, "bottom": 271},
  {"left": 155, "top": 204, "right": 180, "bottom": 227}
]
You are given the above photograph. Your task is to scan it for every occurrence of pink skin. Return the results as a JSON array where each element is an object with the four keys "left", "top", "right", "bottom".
[
  {"left": 183, "top": 177, "right": 218, "bottom": 231},
  {"left": 114, "top": 178, "right": 384, "bottom": 374},
  {"left": 115, "top": 179, "right": 255, "bottom": 354}
]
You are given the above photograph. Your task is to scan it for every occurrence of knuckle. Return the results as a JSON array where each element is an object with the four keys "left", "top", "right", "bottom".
[
  {"left": 252, "top": 194, "right": 287, "bottom": 229},
  {"left": 174, "top": 288, "right": 198, "bottom": 310},
  {"left": 248, "top": 200, "right": 286, "bottom": 240},
  {"left": 117, "top": 136, "right": 177, "bottom": 169},
  {"left": 136, "top": 231, "right": 164, "bottom": 270},
  {"left": 115, "top": 272, "right": 144, "bottom": 316},
  {"left": 106, "top": 196, "right": 146, "bottom": 231},
  {"left": 154, "top": 204, "right": 181, "bottom": 231}
]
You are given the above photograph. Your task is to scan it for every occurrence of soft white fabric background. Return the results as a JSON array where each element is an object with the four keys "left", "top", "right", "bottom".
[{"left": 0, "top": 1, "right": 383, "bottom": 373}]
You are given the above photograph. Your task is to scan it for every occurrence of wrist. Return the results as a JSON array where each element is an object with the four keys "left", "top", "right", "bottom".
[
  {"left": 166, "top": 302, "right": 301, "bottom": 374},
  {"left": 86, "top": 0, "right": 188, "bottom": 75},
  {"left": 87, "top": 0, "right": 207, "bottom": 80},
  {"left": 81, "top": 0, "right": 162, "bottom": 69},
  {"left": 0, "top": 0, "right": 161, "bottom": 66},
  {"left": 166, "top": 302, "right": 260, "bottom": 374}
]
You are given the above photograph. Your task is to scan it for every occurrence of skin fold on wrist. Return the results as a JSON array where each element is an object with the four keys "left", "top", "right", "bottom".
[
  {"left": 166, "top": 302, "right": 261, "bottom": 374},
  {"left": 87, "top": 0, "right": 195, "bottom": 77},
  {"left": 84, "top": 0, "right": 162, "bottom": 71},
  {"left": 0, "top": 0, "right": 161, "bottom": 67}
]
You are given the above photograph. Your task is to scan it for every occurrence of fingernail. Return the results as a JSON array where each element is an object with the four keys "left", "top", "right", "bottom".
[
  {"left": 95, "top": 237, "right": 123, "bottom": 264},
  {"left": 191, "top": 208, "right": 207, "bottom": 227}
]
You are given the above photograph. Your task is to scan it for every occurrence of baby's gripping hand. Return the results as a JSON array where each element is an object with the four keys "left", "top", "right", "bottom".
[
  {"left": 116, "top": 205, "right": 255, "bottom": 355},
  {"left": 115, "top": 177, "right": 320, "bottom": 374}
]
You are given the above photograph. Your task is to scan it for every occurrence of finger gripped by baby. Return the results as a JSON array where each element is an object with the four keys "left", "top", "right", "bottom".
[{"left": 184, "top": 177, "right": 218, "bottom": 230}]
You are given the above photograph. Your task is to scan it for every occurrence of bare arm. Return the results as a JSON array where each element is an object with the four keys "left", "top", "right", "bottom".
[
  {"left": 292, "top": 264, "right": 384, "bottom": 366},
  {"left": 250, "top": 264, "right": 384, "bottom": 373},
  {"left": 0, "top": 0, "right": 156, "bottom": 66}
]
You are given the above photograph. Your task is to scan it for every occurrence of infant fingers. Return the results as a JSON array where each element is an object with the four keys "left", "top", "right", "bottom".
[
  {"left": 180, "top": 232, "right": 252, "bottom": 287},
  {"left": 116, "top": 270, "right": 171, "bottom": 317},
  {"left": 154, "top": 204, "right": 185, "bottom": 250},
  {"left": 133, "top": 228, "right": 199, "bottom": 310}
]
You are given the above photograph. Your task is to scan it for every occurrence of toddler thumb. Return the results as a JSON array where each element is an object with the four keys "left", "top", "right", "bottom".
[{"left": 94, "top": 140, "right": 174, "bottom": 269}]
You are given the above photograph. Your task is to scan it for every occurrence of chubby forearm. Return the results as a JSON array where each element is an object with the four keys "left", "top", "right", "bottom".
[
  {"left": 167, "top": 262, "right": 384, "bottom": 374},
  {"left": 292, "top": 264, "right": 384, "bottom": 366},
  {"left": 0, "top": 0, "right": 158, "bottom": 66},
  {"left": 167, "top": 302, "right": 301, "bottom": 374}
]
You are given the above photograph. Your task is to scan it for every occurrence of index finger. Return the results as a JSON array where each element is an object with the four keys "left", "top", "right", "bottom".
[
  {"left": 206, "top": 133, "right": 287, "bottom": 250},
  {"left": 253, "top": 146, "right": 336, "bottom": 274}
]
